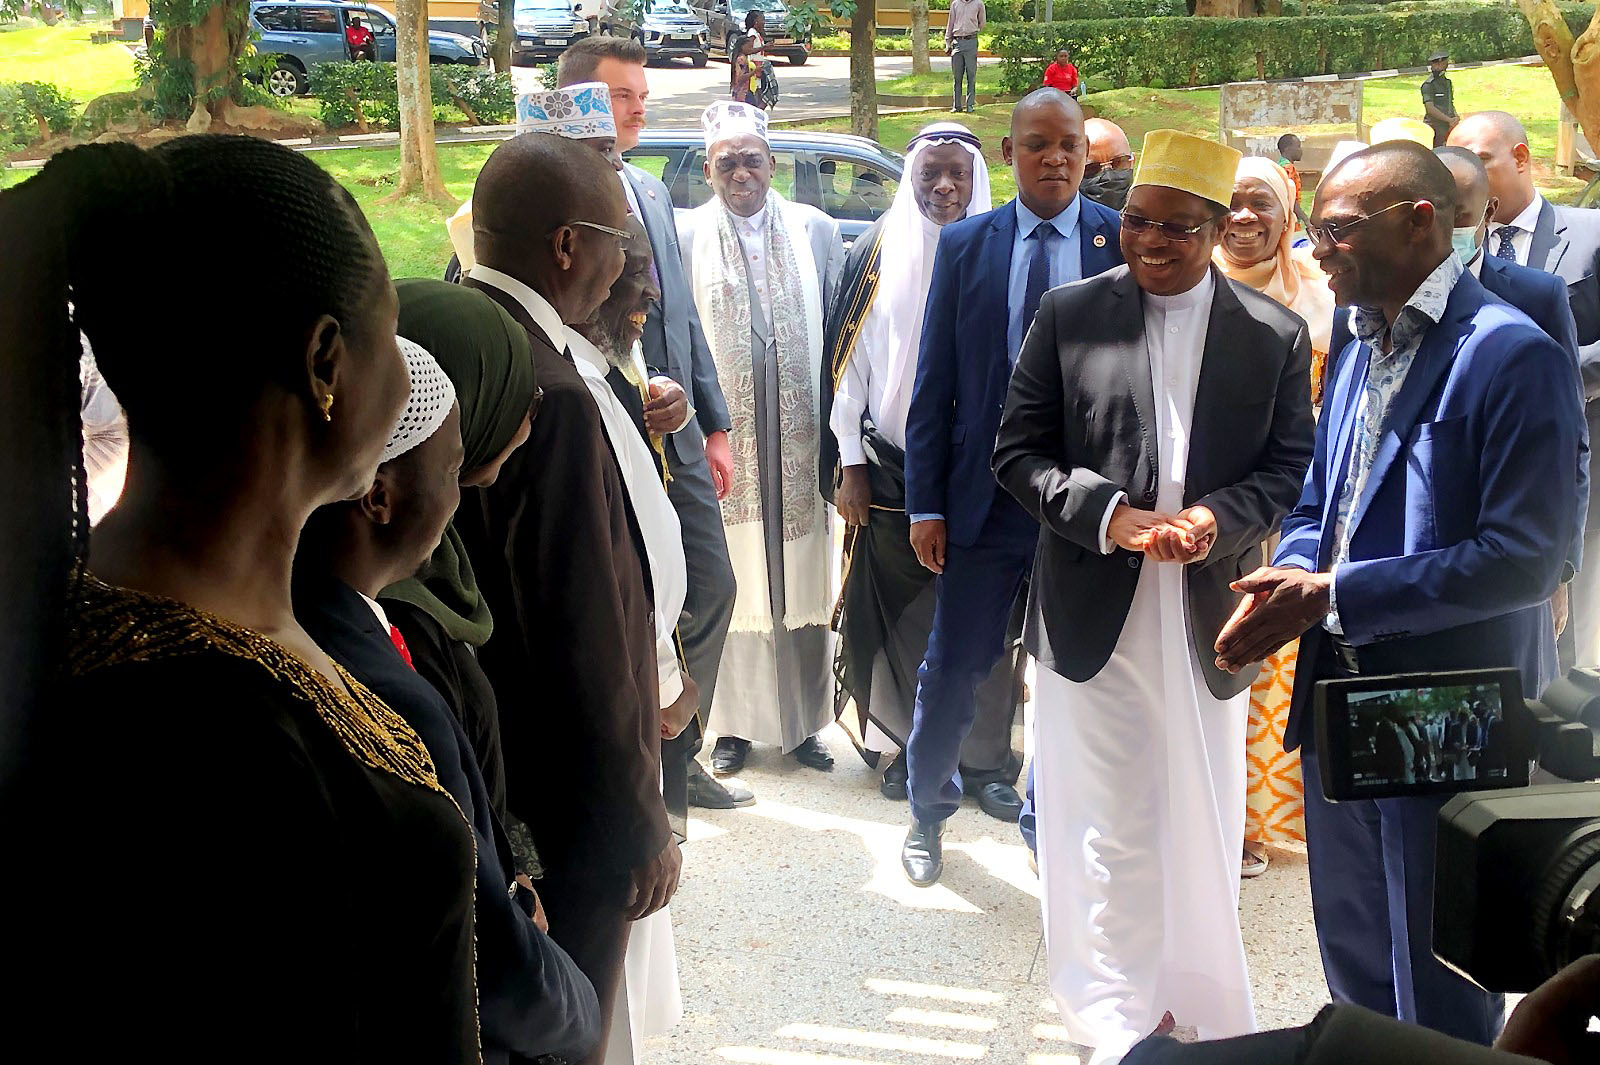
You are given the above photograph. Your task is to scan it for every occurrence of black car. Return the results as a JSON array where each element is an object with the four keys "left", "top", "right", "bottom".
[
  {"left": 624, "top": 128, "right": 902, "bottom": 246},
  {"left": 691, "top": 0, "right": 809, "bottom": 65},
  {"left": 508, "top": 0, "right": 592, "bottom": 64}
]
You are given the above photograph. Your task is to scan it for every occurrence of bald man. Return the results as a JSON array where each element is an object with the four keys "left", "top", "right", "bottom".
[
  {"left": 900, "top": 88, "right": 1124, "bottom": 885},
  {"left": 1215, "top": 140, "right": 1584, "bottom": 1045},
  {"left": 1450, "top": 109, "right": 1600, "bottom": 666},
  {"left": 453, "top": 132, "right": 679, "bottom": 1065},
  {"left": 1081, "top": 117, "right": 1134, "bottom": 210}
]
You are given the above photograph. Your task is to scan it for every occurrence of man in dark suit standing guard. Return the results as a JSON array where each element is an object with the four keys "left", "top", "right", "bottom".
[
  {"left": 995, "top": 130, "right": 1314, "bottom": 1061},
  {"left": 900, "top": 88, "right": 1123, "bottom": 886},
  {"left": 1449, "top": 110, "right": 1600, "bottom": 666}
]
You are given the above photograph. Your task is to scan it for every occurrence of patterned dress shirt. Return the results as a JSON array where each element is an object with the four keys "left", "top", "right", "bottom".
[{"left": 1326, "top": 251, "right": 1463, "bottom": 633}]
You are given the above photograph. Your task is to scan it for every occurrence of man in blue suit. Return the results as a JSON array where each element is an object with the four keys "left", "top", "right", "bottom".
[
  {"left": 899, "top": 88, "right": 1124, "bottom": 885},
  {"left": 1328, "top": 146, "right": 1587, "bottom": 664},
  {"left": 1214, "top": 142, "right": 1585, "bottom": 1044}
]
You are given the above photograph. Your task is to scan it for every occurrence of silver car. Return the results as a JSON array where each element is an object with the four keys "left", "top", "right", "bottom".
[{"left": 602, "top": 0, "right": 710, "bottom": 67}]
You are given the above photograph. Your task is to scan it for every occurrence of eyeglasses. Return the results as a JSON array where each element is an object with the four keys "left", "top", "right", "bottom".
[
  {"left": 1308, "top": 200, "right": 1417, "bottom": 249},
  {"left": 1083, "top": 155, "right": 1133, "bottom": 179},
  {"left": 1120, "top": 212, "right": 1216, "bottom": 243},
  {"left": 556, "top": 219, "right": 633, "bottom": 249}
]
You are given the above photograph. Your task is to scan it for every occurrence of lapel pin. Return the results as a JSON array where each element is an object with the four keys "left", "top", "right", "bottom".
[
  {"left": 1093, "top": 234, "right": 1107, "bottom": 248},
  {"left": 647, "top": 188, "right": 657, "bottom": 199}
]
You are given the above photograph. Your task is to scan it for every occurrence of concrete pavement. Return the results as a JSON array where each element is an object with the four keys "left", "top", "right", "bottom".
[
  {"left": 646, "top": 711, "right": 1332, "bottom": 1064},
  {"left": 511, "top": 54, "right": 985, "bottom": 127}
]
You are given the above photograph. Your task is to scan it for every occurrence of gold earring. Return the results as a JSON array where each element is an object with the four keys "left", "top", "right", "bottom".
[{"left": 320, "top": 392, "right": 335, "bottom": 423}]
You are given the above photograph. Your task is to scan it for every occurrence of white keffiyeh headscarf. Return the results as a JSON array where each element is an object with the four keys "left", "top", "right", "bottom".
[
  {"left": 850, "top": 123, "right": 992, "bottom": 438},
  {"left": 689, "top": 188, "right": 832, "bottom": 633}
]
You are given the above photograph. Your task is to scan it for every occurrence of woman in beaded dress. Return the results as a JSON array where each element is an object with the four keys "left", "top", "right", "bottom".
[{"left": 3, "top": 136, "right": 483, "bottom": 1061}]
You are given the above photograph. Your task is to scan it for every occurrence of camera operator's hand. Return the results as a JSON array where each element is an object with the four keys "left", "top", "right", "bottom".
[{"left": 1495, "top": 954, "right": 1600, "bottom": 1065}]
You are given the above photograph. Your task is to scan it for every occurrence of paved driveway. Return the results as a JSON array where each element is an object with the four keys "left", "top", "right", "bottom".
[{"left": 511, "top": 53, "right": 986, "bottom": 127}]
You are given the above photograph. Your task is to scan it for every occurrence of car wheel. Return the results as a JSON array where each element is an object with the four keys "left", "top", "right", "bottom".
[
  {"left": 788, "top": 51, "right": 807, "bottom": 66},
  {"left": 267, "top": 60, "right": 306, "bottom": 97},
  {"left": 692, "top": 50, "right": 707, "bottom": 67}
]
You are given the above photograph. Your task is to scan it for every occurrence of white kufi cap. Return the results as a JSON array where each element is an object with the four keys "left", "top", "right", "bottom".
[
  {"left": 516, "top": 81, "right": 616, "bottom": 139},
  {"left": 381, "top": 337, "right": 457, "bottom": 464},
  {"left": 701, "top": 99, "right": 769, "bottom": 149}
]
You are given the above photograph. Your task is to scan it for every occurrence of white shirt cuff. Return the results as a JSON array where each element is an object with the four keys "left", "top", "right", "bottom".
[
  {"left": 1325, "top": 563, "right": 1344, "bottom": 635},
  {"left": 837, "top": 438, "right": 867, "bottom": 467},
  {"left": 1098, "top": 492, "right": 1128, "bottom": 554},
  {"left": 657, "top": 636, "right": 684, "bottom": 708}
]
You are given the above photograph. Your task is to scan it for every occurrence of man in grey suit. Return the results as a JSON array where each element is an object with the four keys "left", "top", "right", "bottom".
[
  {"left": 1450, "top": 109, "right": 1600, "bottom": 667},
  {"left": 558, "top": 38, "right": 749, "bottom": 811}
]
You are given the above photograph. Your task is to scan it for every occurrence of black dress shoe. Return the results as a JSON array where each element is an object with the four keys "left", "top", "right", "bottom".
[
  {"left": 975, "top": 781, "right": 1023, "bottom": 822},
  {"left": 687, "top": 762, "right": 756, "bottom": 809},
  {"left": 879, "top": 751, "right": 908, "bottom": 801},
  {"left": 710, "top": 736, "right": 750, "bottom": 776},
  {"left": 902, "top": 818, "right": 944, "bottom": 886},
  {"left": 790, "top": 734, "right": 834, "bottom": 771}
]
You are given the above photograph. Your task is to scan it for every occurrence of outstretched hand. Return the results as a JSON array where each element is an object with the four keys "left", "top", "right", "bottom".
[{"left": 1214, "top": 566, "right": 1332, "bottom": 673}]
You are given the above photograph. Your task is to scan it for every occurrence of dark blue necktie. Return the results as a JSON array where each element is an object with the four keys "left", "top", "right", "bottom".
[
  {"left": 1495, "top": 225, "right": 1519, "bottom": 261},
  {"left": 1022, "top": 223, "right": 1059, "bottom": 345}
]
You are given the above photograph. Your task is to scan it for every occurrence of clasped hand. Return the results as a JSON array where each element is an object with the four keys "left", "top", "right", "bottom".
[{"left": 1108, "top": 503, "right": 1217, "bottom": 564}]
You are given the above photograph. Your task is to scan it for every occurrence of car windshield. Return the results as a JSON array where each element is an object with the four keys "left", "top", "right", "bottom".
[
  {"left": 733, "top": 0, "right": 787, "bottom": 13},
  {"left": 515, "top": 1, "right": 572, "bottom": 13},
  {"left": 647, "top": 1, "right": 694, "bottom": 12}
]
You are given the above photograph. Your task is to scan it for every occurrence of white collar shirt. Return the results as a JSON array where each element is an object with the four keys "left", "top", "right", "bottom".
[
  {"left": 618, "top": 167, "right": 642, "bottom": 217},
  {"left": 1489, "top": 194, "right": 1545, "bottom": 267},
  {"left": 733, "top": 205, "right": 774, "bottom": 328},
  {"left": 467, "top": 265, "right": 566, "bottom": 351}
]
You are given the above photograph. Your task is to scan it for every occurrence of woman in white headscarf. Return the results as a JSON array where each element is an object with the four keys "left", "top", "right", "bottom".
[{"left": 821, "top": 123, "right": 1009, "bottom": 795}]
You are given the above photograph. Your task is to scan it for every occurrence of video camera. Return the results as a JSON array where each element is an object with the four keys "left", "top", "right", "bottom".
[{"left": 1315, "top": 667, "right": 1600, "bottom": 994}]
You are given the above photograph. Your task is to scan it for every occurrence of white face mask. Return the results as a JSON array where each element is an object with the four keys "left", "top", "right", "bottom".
[{"left": 1452, "top": 223, "right": 1484, "bottom": 266}]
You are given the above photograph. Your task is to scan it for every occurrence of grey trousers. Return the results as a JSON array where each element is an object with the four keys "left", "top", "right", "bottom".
[
  {"left": 951, "top": 37, "right": 978, "bottom": 110},
  {"left": 660, "top": 448, "right": 736, "bottom": 812}
]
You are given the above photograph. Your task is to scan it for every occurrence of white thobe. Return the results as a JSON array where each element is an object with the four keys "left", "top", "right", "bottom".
[
  {"left": 568, "top": 329, "right": 686, "bottom": 1062},
  {"left": 1034, "top": 271, "right": 1256, "bottom": 1065}
]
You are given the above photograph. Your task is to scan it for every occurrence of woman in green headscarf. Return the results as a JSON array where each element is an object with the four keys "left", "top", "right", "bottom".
[{"left": 381, "top": 278, "right": 540, "bottom": 833}]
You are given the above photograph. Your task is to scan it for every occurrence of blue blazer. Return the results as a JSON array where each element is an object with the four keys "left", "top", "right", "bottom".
[
  {"left": 904, "top": 196, "right": 1124, "bottom": 547},
  {"left": 1329, "top": 255, "right": 1588, "bottom": 575},
  {"left": 1278, "top": 273, "right": 1585, "bottom": 746}
]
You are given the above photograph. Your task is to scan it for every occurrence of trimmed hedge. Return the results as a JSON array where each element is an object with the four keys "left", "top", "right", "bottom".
[
  {"left": 995, "top": 6, "right": 1596, "bottom": 91},
  {"left": 308, "top": 61, "right": 513, "bottom": 129}
]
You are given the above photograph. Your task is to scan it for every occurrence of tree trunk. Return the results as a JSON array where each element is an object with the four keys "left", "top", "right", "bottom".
[
  {"left": 850, "top": 0, "right": 877, "bottom": 141},
  {"left": 909, "top": 0, "right": 931, "bottom": 76},
  {"left": 182, "top": 2, "right": 248, "bottom": 132},
  {"left": 391, "top": 0, "right": 452, "bottom": 202},
  {"left": 1192, "top": 0, "right": 1240, "bottom": 14},
  {"left": 493, "top": 0, "right": 515, "bottom": 72}
]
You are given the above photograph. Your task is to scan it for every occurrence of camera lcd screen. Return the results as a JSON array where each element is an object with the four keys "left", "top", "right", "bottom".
[{"left": 1316, "top": 669, "right": 1532, "bottom": 801}]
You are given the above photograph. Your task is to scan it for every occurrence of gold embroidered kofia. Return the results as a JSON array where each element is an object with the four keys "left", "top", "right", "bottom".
[{"left": 68, "top": 574, "right": 444, "bottom": 794}]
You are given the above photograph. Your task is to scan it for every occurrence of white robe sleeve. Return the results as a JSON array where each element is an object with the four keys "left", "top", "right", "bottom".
[{"left": 830, "top": 344, "right": 871, "bottom": 467}]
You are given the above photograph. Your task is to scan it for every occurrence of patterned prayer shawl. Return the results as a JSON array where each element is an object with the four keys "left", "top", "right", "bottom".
[{"left": 689, "top": 189, "right": 832, "bottom": 633}]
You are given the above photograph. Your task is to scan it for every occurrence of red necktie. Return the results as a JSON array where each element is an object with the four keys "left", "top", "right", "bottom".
[{"left": 388, "top": 624, "right": 415, "bottom": 670}]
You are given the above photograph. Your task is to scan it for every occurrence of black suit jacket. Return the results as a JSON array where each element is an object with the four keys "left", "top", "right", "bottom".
[
  {"left": 294, "top": 574, "right": 602, "bottom": 1064},
  {"left": 993, "top": 265, "right": 1316, "bottom": 698},
  {"left": 454, "top": 277, "right": 669, "bottom": 882}
]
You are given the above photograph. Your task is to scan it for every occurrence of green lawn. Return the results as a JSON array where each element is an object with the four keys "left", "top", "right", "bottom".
[
  {"left": 877, "top": 65, "right": 1004, "bottom": 97},
  {"left": 0, "top": 20, "right": 139, "bottom": 104}
]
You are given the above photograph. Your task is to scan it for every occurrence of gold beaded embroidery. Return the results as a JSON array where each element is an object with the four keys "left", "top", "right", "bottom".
[{"left": 68, "top": 574, "right": 443, "bottom": 794}]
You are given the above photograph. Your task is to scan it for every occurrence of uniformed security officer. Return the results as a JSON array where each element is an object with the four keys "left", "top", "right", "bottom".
[{"left": 1421, "top": 50, "right": 1458, "bottom": 147}]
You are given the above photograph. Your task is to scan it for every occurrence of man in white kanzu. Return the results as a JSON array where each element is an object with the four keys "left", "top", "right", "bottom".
[
  {"left": 992, "top": 130, "right": 1315, "bottom": 1064},
  {"left": 679, "top": 101, "right": 845, "bottom": 776}
]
